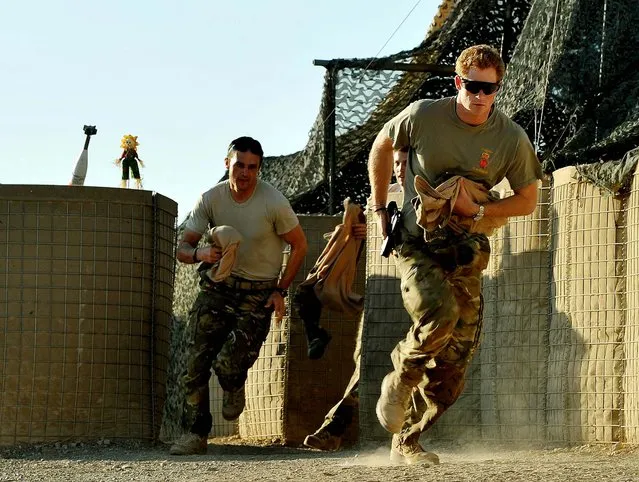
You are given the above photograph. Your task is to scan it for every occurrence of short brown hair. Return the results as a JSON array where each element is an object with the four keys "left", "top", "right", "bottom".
[{"left": 455, "top": 44, "right": 505, "bottom": 81}]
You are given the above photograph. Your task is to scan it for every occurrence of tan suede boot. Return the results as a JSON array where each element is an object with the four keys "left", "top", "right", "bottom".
[
  {"left": 169, "top": 433, "right": 207, "bottom": 456},
  {"left": 303, "top": 426, "right": 342, "bottom": 451},
  {"left": 390, "top": 433, "right": 440, "bottom": 465}
]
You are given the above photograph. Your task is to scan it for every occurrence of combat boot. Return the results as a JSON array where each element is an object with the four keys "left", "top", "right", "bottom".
[
  {"left": 375, "top": 372, "right": 412, "bottom": 433},
  {"left": 222, "top": 386, "right": 246, "bottom": 420},
  {"left": 169, "top": 433, "right": 207, "bottom": 455},
  {"left": 303, "top": 426, "right": 342, "bottom": 451},
  {"left": 390, "top": 433, "right": 440, "bottom": 465},
  {"left": 308, "top": 328, "right": 332, "bottom": 360}
]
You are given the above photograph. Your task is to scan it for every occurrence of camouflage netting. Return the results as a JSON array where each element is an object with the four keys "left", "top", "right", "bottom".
[
  {"left": 256, "top": 0, "right": 638, "bottom": 214},
  {"left": 259, "top": 0, "right": 533, "bottom": 214},
  {"left": 498, "top": 0, "right": 639, "bottom": 174}
]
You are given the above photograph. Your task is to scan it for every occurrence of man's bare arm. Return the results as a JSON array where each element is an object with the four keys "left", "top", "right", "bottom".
[
  {"left": 265, "top": 224, "right": 308, "bottom": 324},
  {"left": 176, "top": 229, "right": 221, "bottom": 264},
  {"left": 368, "top": 131, "right": 395, "bottom": 237},
  {"left": 368, "top": 131, "right": 395, "bottom": 209},
  {"left": 278, "top": 224, "right": 308, "bottom": 290},
  {"left": 454, "top": 180, "right": 539, "bottom": 218}
]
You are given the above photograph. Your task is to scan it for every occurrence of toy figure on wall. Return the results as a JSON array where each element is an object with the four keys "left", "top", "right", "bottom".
[{"left": 115, "top": 134, "right": 145, "bottom": 188}]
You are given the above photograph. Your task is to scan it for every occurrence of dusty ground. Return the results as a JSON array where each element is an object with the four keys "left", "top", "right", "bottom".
[{"left": 1, "top": 437, "right": 638, "bottom": 482}]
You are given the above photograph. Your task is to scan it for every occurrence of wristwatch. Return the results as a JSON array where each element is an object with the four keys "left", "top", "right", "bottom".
[
  {"left": 473, "top": 204, "right": 485, "bottom": 222},
  {"left": 275, "top": 287, "right": 288, "bottom": 298}
]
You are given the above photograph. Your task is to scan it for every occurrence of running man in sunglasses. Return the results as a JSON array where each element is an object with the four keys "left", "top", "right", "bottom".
[
  {"left": 368, "top": 44, "right": 543, "bottom": 465},
  {"left": 170, "top": 136, "right": 308, "bottom": 455}
]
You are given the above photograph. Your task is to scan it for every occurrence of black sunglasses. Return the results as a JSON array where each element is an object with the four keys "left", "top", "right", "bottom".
[{"left": 460, "top": 78, "right": 501, "bottom": 95}]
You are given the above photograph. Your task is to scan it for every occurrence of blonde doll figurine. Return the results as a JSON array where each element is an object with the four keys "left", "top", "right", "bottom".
[{"left": 115, "top": 134, "right": 145, "bottom": 188}]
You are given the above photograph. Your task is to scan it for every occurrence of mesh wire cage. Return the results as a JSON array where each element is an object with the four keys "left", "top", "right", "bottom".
[
  {"left": 624, "top": 163, "right": 639, "bottom": 445},
  {"left": 546, "top": 167, "right": 626, "bottom": 445},
  {"left": 476, "top": 179, "right": 551, "bottom": 446},
  {"left": 0, "top": 185, "right": 177, "bottom": 445}
]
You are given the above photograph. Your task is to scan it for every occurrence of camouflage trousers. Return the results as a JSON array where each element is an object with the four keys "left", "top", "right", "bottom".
[
  {"left": 391, "top": 227, "right": 490, "bottom": 439},
  {"left": 182, "top": 281, "right": 275, "bottom": 437}
]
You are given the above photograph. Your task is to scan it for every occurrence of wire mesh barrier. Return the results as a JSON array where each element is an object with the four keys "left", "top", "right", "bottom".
[
  {"left": 546, "top": 168, "right": 625, "bottom": 444},
  {"left": 475, "top": 179, "right": 550, "bottom": 445},
  {"left": 0, "top": 186, "right": 177, "bottom": 445},
  {"left": 625, "top": 168, "right": 639, "bottom": 444}
]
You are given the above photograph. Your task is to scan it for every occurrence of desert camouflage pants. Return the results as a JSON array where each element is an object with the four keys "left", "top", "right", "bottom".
[
  {"left": 182, "top": 282, "right": 275, "bottom": 436},
  {"left": 392, "top": 227, "right": 490, "bottom": 439}
]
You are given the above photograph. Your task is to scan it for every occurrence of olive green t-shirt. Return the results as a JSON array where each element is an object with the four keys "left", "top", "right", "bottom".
[
  {"left": 186, "top": 180, "right": 300, "bottom": 281},
  {"left": 382, "top": 96, "right": 543, "bottom": 236}
]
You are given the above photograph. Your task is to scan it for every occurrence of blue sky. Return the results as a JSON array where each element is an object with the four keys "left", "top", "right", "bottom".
[{"left": 1, "top": 0, "right": 438, "bottom": 221}]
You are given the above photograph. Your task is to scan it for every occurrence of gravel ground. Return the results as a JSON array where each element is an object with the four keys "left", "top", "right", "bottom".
[{"left": 1, "top": 437, "right": 638, "bottom": 482}]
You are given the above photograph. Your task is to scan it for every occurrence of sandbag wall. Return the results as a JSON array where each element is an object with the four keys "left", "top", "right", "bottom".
[
  {"left": 625, "top": 167, "right": 639, "bottom": 444},
  {"left": 0, "top": 185, "right": 177, "bottom": 445},
  {"left": 546, "top": 168, "right": 625, "bottom": 444},
  {"left": 470, "top": 179, "right": 551, "bottom": 446}
]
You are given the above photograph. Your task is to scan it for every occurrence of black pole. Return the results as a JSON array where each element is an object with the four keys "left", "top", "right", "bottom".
[
  {"left": 323, "top": 68, "right": 337, "bottom": 215},
  {"left": 500, "top": 1, "right": 514, "bottom": 63}
]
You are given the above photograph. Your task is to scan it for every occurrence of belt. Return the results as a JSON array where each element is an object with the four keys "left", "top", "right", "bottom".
[
  {"left": 218, "top": 275, "right": 278, "bottom": 291},
  {"left": 423, "top": 226, "right": 449, "bottom": 242}
]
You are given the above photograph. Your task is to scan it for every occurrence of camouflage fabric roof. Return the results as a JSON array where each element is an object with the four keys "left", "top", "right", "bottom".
[{"left": 258, "top": 0, "right": 638, "bottom": 214}]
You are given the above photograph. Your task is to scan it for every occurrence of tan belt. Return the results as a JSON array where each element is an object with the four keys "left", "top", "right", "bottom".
[{"left": 218, "top": 275, "right": 278, "bottom": 291}]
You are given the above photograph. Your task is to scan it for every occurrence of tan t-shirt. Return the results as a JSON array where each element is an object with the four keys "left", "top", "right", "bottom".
[
  {"left": 186, "top": 180, "right": 300, "bottom": 280},
  {"left": 382, "top": 96, "right": 543, "bottom": 236}
]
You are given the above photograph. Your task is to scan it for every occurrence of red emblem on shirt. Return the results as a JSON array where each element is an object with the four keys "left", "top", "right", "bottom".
[{"left": 479, "top": 149, "right": 492, "bottom": 169}]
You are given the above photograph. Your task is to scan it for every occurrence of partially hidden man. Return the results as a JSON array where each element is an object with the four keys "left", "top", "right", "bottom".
[
  {"left": 170, "top": 136, "right": 308, "bottom": 455},
  {"left": 368, "top": 45, "right": 543, "bottom": 465}
]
